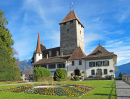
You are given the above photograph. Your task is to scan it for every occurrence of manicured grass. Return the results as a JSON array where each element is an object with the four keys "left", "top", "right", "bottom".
[
  {"left": 54, "top": 80, "right": 115, "bottom": 85},
  {"left": 0, "top": 80, "right": 116, "bottom": 99}
]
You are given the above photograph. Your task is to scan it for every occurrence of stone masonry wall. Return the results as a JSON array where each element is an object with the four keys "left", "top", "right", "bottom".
[{"left": 60, "top": 20, "right": 85, "bottom": 55}]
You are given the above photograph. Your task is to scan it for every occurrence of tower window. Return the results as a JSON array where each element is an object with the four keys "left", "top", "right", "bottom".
[
  {"left": 63, "top": 23, "right": 66, "bottom": 25},
  {"left": 80, "top": 31, "right": 81, "bottom": 34},
  {"left": 67, "top": 29, "right": 69, "bottom": 33},
  {"left": 70, "top": 20, "right": 73, "bottom": 24}
]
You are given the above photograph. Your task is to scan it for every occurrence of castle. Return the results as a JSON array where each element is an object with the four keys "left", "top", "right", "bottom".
[{"left": 32, "top": 10, "right": 117, "bottom": 77}]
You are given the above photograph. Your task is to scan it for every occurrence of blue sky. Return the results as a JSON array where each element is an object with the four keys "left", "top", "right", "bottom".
[{"left": 0, "top": 0, "right": 130, "bottom": 66}]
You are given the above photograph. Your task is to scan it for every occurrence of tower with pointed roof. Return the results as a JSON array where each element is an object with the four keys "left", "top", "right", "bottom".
[
  {"left": 59, "top": 11, "right": 85, "bottom": 55},
  {"left": 34, "top": 33, "right": 42, "bottom": 63}
]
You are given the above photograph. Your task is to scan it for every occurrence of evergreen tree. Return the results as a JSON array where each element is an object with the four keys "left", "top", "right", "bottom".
[
  {"left": 118, "top": 72, "right": 123, "bottom": 77},
  {"left": 0, "top": 9, "right": 21, "bottom": 81}
]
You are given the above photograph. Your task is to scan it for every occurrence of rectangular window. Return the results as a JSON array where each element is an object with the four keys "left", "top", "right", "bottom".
[
  {"left": 89, "top": 62, "right": 95, "bottom": 67},
  {"left": 79, "top": 60, "right": 82, "bottom": 65},
  {"left": 49, "top": 51, "right": 52, "bottom": 57},
  {"left": 57, "top": 64, "right": 65, "bottom": 68},
  {"left": 48, "top": 64, "right": 55, "bottom": 69},
  {"left": 96, "top": 61, "right": 102, "bottom": 67},
  {"left": 41, "top": 65, "right": 47, "bottom": 68},
  {"left": 72, "top": 61, "right": 74, "bottom": 66},
  {"left": 103, "top": 60, "right": 109, "bottom": 66},
  {"left": 91, "top": 70, "right": 95, "bottom": 75},
  {"left": 104, "top": 69, "right": 107, "bottom": 74}
]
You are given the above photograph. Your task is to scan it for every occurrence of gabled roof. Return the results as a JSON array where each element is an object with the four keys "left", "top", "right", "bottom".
[
  {"left": 84, "top": 44, "right": 117, "bottom": 60},
  {"left": 68, "top": 47, "right": 85, "bottom": 60},
  {"left": 59, "top": 11, "right": 84, "bottom": 27},
  {"left": 32, "top": 54, "right": 71, "bottom": 65},
  {"left": 34, "top": 33, "right": 42, "bottom": 54}
]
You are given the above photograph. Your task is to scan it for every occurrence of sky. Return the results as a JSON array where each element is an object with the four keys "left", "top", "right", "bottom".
[{"left": 0, "top": 0, "right": 130, "bottom": 66}]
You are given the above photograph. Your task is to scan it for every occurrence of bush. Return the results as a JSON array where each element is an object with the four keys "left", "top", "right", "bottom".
[
  {"left": 118, "top": 72, "right": 123, "bottom": 78},
  {"left": 71, "top": 73, "right": 74, "bottom": 76},
  {"left": 115, "top": 77, "right": 122, "bottom": 80},
  {"left": 73, "top": 76, "right": 80, "bottom": 81},
  {"left": 34, "top": 67, "right": 51, "bottom": 81},
  {"left": 105, "top": 75, "right": 111, "bottom": 79},
  {"left": 79, "top": 73, "right": 81, "bottom": 76},
  {"left": 88, "top": 76, "right": 93, "bottom": 78},
  {"left": 82, "top": 71, "right": 85, "bottom": 74},
  {"left": 54, "top": 69, "right": 67, "bottom": 81}
]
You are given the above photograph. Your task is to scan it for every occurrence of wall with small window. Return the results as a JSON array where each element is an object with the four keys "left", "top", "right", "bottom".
[{"left": 86, "top": 59, "right": 115, "bottom": 77}]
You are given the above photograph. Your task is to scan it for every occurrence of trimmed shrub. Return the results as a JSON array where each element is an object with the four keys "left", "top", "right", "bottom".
[
  {"left": 34, "top": 67, "right": 51, "bottom": 81},
  {"left": 105, "top": 75, "right": 111, "bottom": 79},
  {"left": 79, "top": 73, "right": 81, "bottom": 76},
  {"left": 54, "top": 69, "right": 67, "bottom": 81},
  {"left": 82, "top": 71, "right": 85, "bottom": 74},
  {"left": 71, "top": 73, "right": 74, "bottom": 76},
  {"left": 73, "top": 76, "right": 80, "bottom": 81},
  {"left": 88, "top": 76, "right": 93, "bottom": 78},
  {"left": 115, "top": 77, "right": 122, "bottom": 80}
]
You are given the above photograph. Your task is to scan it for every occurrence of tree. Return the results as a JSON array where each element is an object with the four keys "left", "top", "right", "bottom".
[
  {"left": 118, "top": 72, "right": 123, "bottom": 78},
  {"left": 0, "top": 9, "right": 21, "bottom": 81}
]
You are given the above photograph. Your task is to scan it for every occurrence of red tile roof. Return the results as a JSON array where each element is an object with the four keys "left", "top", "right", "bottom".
[
  {"left": 59, "top": 11, "right": 84, "bottom": 27},
  {"left": 68, "top": 47, "right": 85, "bottom": 60},
  {"left": 84, "top": 44, "right": 117, "bottom": 59}
]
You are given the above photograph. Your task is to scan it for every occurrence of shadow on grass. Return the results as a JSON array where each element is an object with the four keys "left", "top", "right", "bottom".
[
  {"left": 94, "top": 81, "right": 117, "bottom": 99},
  {"left": 94, "top": 93, "right": 116, "bottom": 96}
]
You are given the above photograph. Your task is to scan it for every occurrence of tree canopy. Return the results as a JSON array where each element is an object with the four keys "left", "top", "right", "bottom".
[{"left": 0, "top": 9, "right": 21, "bottom": 81}]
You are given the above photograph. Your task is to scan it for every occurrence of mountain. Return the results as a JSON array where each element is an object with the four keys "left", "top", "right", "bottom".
[
  {"left": 115, "top": 62, "right": 130, "bottom": 77},
  {"left": 16, "top": 59, "right": 33, "bottom": 74},
  {"left": 21, "top": 59, "right": 32, "bottom": 66}
]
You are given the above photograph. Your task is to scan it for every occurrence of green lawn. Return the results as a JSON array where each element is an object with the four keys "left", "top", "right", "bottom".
[{"left": 0, "top": 80, "right": 116, "bottom": 99}]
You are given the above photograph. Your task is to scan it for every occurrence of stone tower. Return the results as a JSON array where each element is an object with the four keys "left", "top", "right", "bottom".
[
  {"left": 59, "top": 11, "right": 85, "bottom": 55},
  {"left": 34, "top": 33, "right": 42, "bottom": 63}
]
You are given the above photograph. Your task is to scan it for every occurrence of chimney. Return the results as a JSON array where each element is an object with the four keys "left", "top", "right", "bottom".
[
  {"left": 47, "top": 54, "right": 48, "bottom": 59},
  {"left": 56, "top": 51, "right": 59, "bottom": 56},
  {"left": 61, "top": 52, "right": 63, "bottom": 57}
]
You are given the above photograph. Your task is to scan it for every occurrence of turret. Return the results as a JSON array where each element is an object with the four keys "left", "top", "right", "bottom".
[{"left": 34, "top": 33, "right": 42, "bottom": 63}]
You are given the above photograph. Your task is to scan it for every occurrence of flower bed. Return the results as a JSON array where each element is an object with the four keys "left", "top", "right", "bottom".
[{"left": 1, "top": 84, "right": 96, "bottom": 97}]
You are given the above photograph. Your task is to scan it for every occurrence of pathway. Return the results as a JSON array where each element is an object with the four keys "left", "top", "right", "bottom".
[{"left": 116, "top": 80, "right": 130, "bottom": 99}]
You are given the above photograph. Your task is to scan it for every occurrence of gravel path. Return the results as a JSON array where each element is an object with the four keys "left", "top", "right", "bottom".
[{"left": 116, "top": 80, "right": 130, "bottom": 99}]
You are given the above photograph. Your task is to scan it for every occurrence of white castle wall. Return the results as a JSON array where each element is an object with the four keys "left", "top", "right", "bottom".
[
  {"left": 67, "top": 60, "right": 86, "bottom": 77},
  {"left": 34, "top": 53, "right": 42, "bottom": 63},
  {"left": 86, "top": 59, "right": 115, "bottom": 77}
]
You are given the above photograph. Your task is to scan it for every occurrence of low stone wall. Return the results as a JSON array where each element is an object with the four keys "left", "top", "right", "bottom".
[{"left": 122, "top": 75, "right": 130, "bottom": 84}]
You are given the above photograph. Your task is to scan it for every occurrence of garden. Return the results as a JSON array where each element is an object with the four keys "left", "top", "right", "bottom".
[
  {"left": 0, "top": 80, "right": 117, "bottom": 99},
  {"left": 0, "top": 84, "right": 95, "bottom": 97}
]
